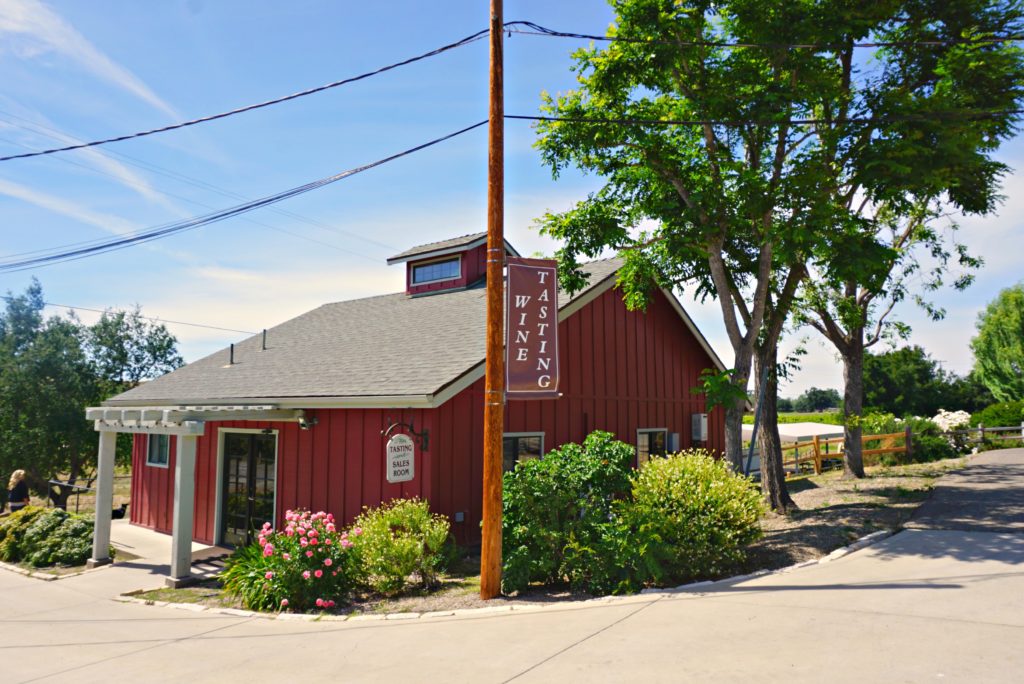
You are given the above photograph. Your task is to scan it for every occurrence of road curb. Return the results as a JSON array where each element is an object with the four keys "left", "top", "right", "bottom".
[{"left": 114, "top": 528, "right": 897, "bottom": 622}]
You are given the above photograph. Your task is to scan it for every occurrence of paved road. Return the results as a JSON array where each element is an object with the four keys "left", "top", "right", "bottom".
[{"left": 3, "top": 450, "right": 1023, "bottom": 683}]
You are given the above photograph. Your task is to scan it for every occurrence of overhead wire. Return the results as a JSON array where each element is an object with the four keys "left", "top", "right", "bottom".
[
  {"left": 0, "top": 110, "right": 399, "bottom": 254},
  {"left": 0, "top": 295, "right": 256, "bottom": 335},
  {"left": 0, "top": 132, "right": 389, "bottom": 262},
  {"left": 0, "top": 120, "right": 489, "bottom": 273},
  {"left": 0, "top": 26, "right": 493, "bottom": 163},
  {"left": 506, "top": 109, "right": 1024, "bottom": 127},
  {"left": 509, "top": 21, "right": 1024, "bottom": 49},
  {"left": 6, "top": 20, "right": 1019, "bottom": 164}
]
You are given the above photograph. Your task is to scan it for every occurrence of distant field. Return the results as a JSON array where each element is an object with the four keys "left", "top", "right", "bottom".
[{"left": 743, "top": 411, "right": 843, "bottom": 425}]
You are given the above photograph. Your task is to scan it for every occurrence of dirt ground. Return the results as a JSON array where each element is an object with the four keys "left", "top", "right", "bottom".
[
  {"left": 133, "top": 456, "right": 966, "bottom": 615},
  {"left": 742, "top": 456, "right": 966, "bottom": 572}
]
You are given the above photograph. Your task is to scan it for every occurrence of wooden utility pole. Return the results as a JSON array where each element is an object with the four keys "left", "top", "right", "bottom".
[{"left": 480, "top": 0, "right": 504, "bottom": 600}]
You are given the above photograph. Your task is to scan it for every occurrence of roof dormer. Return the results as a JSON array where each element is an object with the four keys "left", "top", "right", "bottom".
[{"left": 387, "top": 232, "right": 520, "bottom": 296}]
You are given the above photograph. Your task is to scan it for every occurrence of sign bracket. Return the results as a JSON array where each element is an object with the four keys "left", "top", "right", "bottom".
[{"left": 381, "top": 416, "right": 429, "bottom": 451}]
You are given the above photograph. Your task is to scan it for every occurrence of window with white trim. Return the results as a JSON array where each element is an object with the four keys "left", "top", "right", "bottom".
[
  {"left": 503, "top": 433, "right": 544, "bottom": 472},
  {"left": 147, "top": 434, "right": 170, "bottom": 468},
  {"left": 412, "top": 257, "right": 460, "bottom": 285},
  {"left": 636, "top": 429, "right": 668, "bottom": 468}
]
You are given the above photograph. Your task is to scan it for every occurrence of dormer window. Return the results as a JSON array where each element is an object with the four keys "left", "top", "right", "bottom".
[
  {"left": 412, "top": 257, "right": 461, "bottom": 285},
  {"left": 387, "top": 232, "right": 521, "bottom": 296}
]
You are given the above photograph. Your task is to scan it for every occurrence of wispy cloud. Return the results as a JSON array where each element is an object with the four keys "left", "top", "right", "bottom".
[
  {"left": 0, "top": 103, "right": 188, "bottom": 217},
  {"left": 0, "top": 177, "right": 135, "bottom": 236},
  {"left": 0, "top": 0, "right": 179, "bottom": 119}
]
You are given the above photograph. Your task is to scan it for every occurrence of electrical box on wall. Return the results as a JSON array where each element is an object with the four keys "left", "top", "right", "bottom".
[{"left": 691, "top": 413, "right": 708, "bottom": 443}]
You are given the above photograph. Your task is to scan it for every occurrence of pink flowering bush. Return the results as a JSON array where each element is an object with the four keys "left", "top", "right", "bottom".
[{"left": 222, "top": 510, "right": 361, "bottom": 612}]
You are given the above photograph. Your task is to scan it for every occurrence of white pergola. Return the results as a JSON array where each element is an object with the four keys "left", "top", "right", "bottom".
[{"left": 85, "top": 405, "right": 304, "bottom": 587}]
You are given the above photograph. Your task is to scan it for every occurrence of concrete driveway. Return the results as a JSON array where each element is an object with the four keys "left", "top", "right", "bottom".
[{"left": 2, "top": 450, "right": 1022, "bottom": 683}]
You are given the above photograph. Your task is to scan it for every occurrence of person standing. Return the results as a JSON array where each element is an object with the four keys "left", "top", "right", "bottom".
[{"left": 7, "top": 470, "right": 30, "bottom": 512}]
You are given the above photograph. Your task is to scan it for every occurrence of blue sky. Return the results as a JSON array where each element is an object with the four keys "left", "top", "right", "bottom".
[{"left": 0, "top": 0, "right": 1021, "bottom": 400}]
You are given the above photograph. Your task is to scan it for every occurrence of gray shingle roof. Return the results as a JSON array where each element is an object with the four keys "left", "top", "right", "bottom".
[
  {"left": 386, "top": 232, "right": 487, "bottom": 263},
  {"left": 108, "top": 258, "right": 623, "bottom": 406}
]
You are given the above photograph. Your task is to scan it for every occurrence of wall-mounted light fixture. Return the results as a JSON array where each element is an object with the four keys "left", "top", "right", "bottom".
[{"left": 297, "top": 410, "right": 319, "bottom": 430}]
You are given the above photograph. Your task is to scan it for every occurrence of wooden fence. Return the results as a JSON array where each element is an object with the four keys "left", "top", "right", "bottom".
[
  {"left": 777, "top": 422, "right": 1024, "bottom": 476},
  {"left": 780, "top": 428, "right": 912, "bottom": 475}
]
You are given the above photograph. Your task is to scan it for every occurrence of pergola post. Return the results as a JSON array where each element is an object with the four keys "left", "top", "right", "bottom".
[
  {"left": 167, "top": 434, "right": 198, "bottom": 588},
  {"left": 87, "top": 430, "right": 117, "bottom": 568}
]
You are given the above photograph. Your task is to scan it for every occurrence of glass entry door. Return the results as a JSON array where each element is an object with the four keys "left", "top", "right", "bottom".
[{"left": 221, "top": 432, "right": 277, "bottom": 547}]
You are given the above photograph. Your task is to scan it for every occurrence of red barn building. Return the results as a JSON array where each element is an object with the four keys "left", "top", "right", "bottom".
[{"left": 87, "top": 233, "right": 724, "bottom": 584}]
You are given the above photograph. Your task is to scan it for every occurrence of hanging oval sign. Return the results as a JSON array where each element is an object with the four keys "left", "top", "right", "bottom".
[{"left": 386, "top": 434, "right": 415, "bottom": 484}]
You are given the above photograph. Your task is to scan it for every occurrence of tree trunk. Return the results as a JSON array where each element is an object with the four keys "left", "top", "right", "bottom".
[
  {"left": 842, "top": 332, "right": 866, "bottom": 478},
  {"left": 724, "top": 402, "right": 746, "bottom": 471},
  {"left": 723, "top": 356, "right": 753, "bottom": 470},
  {"left": 754, "top": 344, "right": 795, "bottom": 512}
]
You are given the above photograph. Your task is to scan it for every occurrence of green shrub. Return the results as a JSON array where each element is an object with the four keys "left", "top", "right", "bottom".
[
  {"left": 615, "top": 450, "right": 764, "bottom": 588},
  {"left": 501, "top": 431, "right": 634, "bottom": 595},
  {"left": 0, "top": 507, "right": 105, "bottom": 567},
  {"left": 222, "top": 510, "right": 360, "bottom": 612},
  {"left": 0, "top": 506, "right": 45, "bottom": 561},
  {"left": 352, "top": 498, "right": 451, "bottom": 596},
  {"left": 970, "top": 401, "right": 1024, "bottom": 429}
]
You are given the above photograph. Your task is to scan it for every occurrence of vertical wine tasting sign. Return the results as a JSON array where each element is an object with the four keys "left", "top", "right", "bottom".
[{"left": 505, "top": 257, "right": 560, "bottom": 400}]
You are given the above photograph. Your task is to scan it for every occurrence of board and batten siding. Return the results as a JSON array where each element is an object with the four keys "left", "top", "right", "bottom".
[
  {"left": 432, "top": 285, "right": 725, "bottom": 542},
  {"left": 129, "top": 284, "right": 722, "bottom": 545},
  {"left": 130, "top": 413, "right": 436, "bottom": 545}
]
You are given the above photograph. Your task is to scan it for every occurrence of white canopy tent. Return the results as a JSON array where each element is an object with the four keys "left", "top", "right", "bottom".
[{"left": 742, "top": 421, "right": 844, "bottom": 444}]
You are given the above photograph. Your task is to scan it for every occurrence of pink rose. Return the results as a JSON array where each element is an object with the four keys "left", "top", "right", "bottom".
[
  {"left": 281, "top": 598, "right": 289, "bottom": 607},
  {"left": 315, "top": 598, "right": 324, "bottom": 608},
  {"left": 282, "top": 553, "right": 290, "bottom": 560},
  {"left": 302, "top": 570, "right": 311, "bottom": 580},
  {"left": 305, "top": 550, "right": 314, "bottom": 558},
  {"left": 264, "top": 571, "right": 274, "bottom": 580},
  {"left": 323, "top": 558, "right": 333, "bottom": 567},
  {"left": 314, "top": 569, "right": 323, "bottom": 578}
]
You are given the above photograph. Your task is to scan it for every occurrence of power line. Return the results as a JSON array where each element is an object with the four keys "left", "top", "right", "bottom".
[
  {"left": 0, "top": 120, "right": 489, "bottom": 273},
  {"left": 3, "top": 20, "right": 1018, "bottom": 165},
  {"left": 0, "top": 295, "right": 257, "bottom": 335},
  {"left": 510, "top": 21, "right": 1024, "bottom": 50},
  {"left": 0, "top": 26, "right": 493, "bottom": 163},
  {"left": 507, "top": 108, "right": 1024, "bottom": 127},
  {"left": 0, "top": 132, "right": 390, "bottom": 263},
  {"left": 0, "top": 110, "right": 399, "bottom": 255}
]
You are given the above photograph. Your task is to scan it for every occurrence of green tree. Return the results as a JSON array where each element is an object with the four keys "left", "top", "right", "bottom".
[
  {"left": 0, "top": 282, "right": 183, "bottom": 508},
  {"left": 88, "top": 306, "right": 183, "bottom": 395},
  {"left": 862, "top": 345, "right": 976, "bottom": 417},
  {"left": 971, "top": 284, "right": 1024, "bottom": 402},
  {"left": 793, "top": 387, "right": 841, "bottom": 412},
  {"left": 535, "top": 0, "right": 1024, "bottom": 500}
]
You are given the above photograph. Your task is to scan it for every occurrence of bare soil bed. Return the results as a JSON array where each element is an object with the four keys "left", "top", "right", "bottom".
[{"left": 132, "top": 456, "right": 966, "bottom": 615}]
